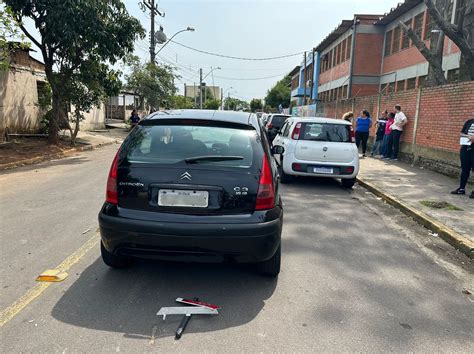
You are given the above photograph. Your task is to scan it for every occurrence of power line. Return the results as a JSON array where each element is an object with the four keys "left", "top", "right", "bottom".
[
  {"left": 170, "top": 40, "right": 305, "bottom": 61},
  {"left": 213, "top": 72, "right": 287, "bottom": 81}
]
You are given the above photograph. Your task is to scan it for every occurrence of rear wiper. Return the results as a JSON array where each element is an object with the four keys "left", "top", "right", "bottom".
[{"left": 184, "top": 155, "right": 244, "bottom": 164}]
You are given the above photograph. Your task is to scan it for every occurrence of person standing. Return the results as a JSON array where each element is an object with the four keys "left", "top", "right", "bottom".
[
  {"left": 451, "top": 118, "right": 474, "bottom": 199},
  {"left": 371, "top": 110, "right": 388, "bottom": 157},
  {"left": 383, "top": 112, "right": 395, "bottom": 159},
  {"left": 355, "top": 110, "right": 372, "bottom": 157},
  {"left": 388, "top": 104, "right": 407, "bottom": 160},
  {"left": 342, "top": 111, "right": 354, "bottom": 123}
]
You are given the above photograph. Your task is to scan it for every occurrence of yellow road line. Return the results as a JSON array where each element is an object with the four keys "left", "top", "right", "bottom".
[{"left": 0, "top": 232, "right": 100, "bottom": 327}]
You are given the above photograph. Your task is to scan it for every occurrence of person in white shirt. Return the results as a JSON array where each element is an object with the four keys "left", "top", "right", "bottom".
[
  {"left": 451, "top": 118, "right": 474, "bottom": 199},
  {"left": 387, "top": 104, "right": 407, "bottom": 160}
]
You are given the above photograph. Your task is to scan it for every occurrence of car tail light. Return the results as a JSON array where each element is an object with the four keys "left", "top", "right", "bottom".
[
  {"left": 292, "top": 163, "right": 302, "bottom": 171},
  {"left": 255, "top": 154, "right": 275, "bottom": 210},
  {"left": 344, "top": 166, "right": 354, "bottom": 174},
  {"left": 349, "top": 125, "right": 355, "bottom": 143},
  {"left": 292, "top": 122, "right": 302, "bottom": 140},
  {"left": 106, "top": 150, "right": 120, "bottom": 204}
]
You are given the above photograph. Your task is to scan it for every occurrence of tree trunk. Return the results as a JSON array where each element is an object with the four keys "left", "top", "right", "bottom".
[
  {"left": 426, "top": 29, "right": 447, "bottom": 86},
  {"left": 70, "top": 109, "right": 81, "bottom": 147}
]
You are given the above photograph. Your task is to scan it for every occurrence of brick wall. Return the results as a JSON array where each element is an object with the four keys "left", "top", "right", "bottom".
[
  {"left": 417, "top": 82, "right": 473, "bottom": 151},
  {"left": 353, "top": 33, "right": 384, "bottom": 75},
  {"left": 319, "top": 81, "right": 474, "bottom": 176},
  {"left": 352, "top": 84, "right": 379, "bottom": 97},
  {"left": 319, "top": 60, "right": 350, "bottom": 85}
]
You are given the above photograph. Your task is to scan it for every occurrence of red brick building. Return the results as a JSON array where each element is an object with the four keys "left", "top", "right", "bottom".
[{"left": 313, "top": 0, "right": 461, "bottom": 104}]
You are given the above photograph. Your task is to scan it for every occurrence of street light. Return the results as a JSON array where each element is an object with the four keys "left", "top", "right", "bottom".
[{"left": 155, "top": 26, "right": 195, "bottom": 55}]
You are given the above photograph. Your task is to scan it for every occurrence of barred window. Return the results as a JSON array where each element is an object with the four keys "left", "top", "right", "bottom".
[{"left": 384, "top": 30, "right": 393, "bottom": 56}]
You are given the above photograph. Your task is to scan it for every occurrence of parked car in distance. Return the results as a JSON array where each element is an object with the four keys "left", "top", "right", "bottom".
[
  {"left": 272, "top": 117, "right": 359, "bottom": 188},
  {"left": 264, "top": 114, "right": 292, "bottom": 142},
  {"left": 99, "top": 109, "right": 283, "bottom": 276}
]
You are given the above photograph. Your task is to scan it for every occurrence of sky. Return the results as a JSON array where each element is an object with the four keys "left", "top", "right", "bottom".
[{"left": 21, "top": 0, "right": 402, "bottom": 101}]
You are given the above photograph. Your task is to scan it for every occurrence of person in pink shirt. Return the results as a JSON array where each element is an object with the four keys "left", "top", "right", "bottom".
[{"left": 381, "top": 112, "right": 395, "bottom": 158}]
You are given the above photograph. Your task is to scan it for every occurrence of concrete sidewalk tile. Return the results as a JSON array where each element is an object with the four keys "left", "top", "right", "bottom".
[{"left": 357, "top": 157, "right": 474, "bottom": 258}]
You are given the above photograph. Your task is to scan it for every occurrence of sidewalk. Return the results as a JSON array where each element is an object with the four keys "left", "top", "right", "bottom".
[
  {"left": 357, "top": 157, "right": 473, "bottom": 257},
  {"left": 0, "top": 129, "right": 127, "bottom": 170}
]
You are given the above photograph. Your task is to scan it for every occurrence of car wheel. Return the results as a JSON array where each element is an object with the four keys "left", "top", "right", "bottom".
[
  {"left": 101, "top": 241, "right": 131, "bottom": 268},
  {"left": 257, "top": 245, "right": 281, "bottom": 277},
  {"left": 278, "top": 159, "right": 292, "bottom": 184},
  {"left": 341, "top": 177, "right": 356, "bottom": 188}
]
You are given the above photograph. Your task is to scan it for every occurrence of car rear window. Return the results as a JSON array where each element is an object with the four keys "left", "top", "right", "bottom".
[
  {"left": 270, "top": 115, "right": 289, "bottom": 128},
  {"left": 123, "top": 123, "right": 260, "bottom": 168},
  {"left": 300, "top": 123, "right": 351, "bottom": 142}
]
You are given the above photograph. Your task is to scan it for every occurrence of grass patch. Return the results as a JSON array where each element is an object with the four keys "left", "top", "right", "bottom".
[{"left": 419, "top": 200, "right": 463, "bottom": 211}]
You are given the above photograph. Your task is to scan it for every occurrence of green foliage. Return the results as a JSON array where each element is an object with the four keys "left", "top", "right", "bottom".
[
  {"left": 224, "top": 97, "right": 249, "bottom": 111},
  {"left": 264, "top": 75, "right": 291, "bottom": 110},
  {"left": 169, "top": 95, "right": 195, "bottom": 109},
  {"left": 0, "top": 5, "right": 29, "bottom": 70},
  {"left": 204, "top": 99, "right": 221, "bottom": 110},
  {"left": 126, "top": 59, "right": 177, "bottom": 112},
  {"left": 5, "top": 0, "right": 145, "bottom": 143},
  {"left": 37, "top": 82, "right": 52, "bottom": 111},
  {"left": 250, "top": 98, "right": 263, "bottom": 112}
]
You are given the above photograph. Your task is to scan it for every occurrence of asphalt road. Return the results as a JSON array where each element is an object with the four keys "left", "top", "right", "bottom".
[{"left": 1, "top": 143, "right": 473, "bottom": 352}]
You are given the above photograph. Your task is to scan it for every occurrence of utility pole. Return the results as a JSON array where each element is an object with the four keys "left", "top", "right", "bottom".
[
  {"left": 199, "top": 68, "right": 203, "bottom": 109},
  {"left": 220, "top": 88, "right": 223, "bottom": 110},
  {"left": 303, "top": 51, "right": 307, "bottom": 106},
  {"left": 139, "top": 0, "right": 164, "bottom": 63}
]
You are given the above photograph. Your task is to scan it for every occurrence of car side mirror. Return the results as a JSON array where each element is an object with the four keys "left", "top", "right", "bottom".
[{"left": 271, "top": 145, "right": 285, "bottom": 155}]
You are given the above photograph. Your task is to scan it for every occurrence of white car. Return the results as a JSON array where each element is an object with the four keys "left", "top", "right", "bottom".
[{"left": 272, "top": 117, "right": 359, "bottom": 188}]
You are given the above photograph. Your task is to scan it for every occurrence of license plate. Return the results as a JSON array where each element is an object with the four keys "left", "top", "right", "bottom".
[
  {"left": 313, "top": 167, "right": 333, "bottom": 174},
  {"left": 158, "top": 189, "right": 209, "bottom": 208}
]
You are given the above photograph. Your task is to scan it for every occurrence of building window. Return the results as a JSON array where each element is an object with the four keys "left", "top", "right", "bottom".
[
  {"left": 346, "top": 35, "right": 352, "bottom": 60},
  {"left": 418, "top": 75, "right": 428, "bottom": 87},
  {"left": 406, "top": 77, "right": 416, "bottom": 90},
  {"left": 388, "top": 82, "right": 395, "bottom": 94},
  {"left": 447, "top": 68, "right": 459, "bottom": 83},
  {"left": 396, "top": 80, "right": 405, "bottom": 92},
  {"left": 384, "top": 30, "right": 393, "bottom": 56},
  {"left": 413, "top": 13, "right": 424, "bottom": 38},
  {"left": 342, "top": 85, "right": 348, "bottom": 98},
  {"left": 424, "top": 11, "right": 435, "bottom": 40},
  {"left": 341, "top": 38, "right": 347, "bottom": 62},
  {"left": 401, "top": 20, "right": 411, "bottom": 49},
  {"left": 392, "top": 26, "right": 401, "bottom": 53}
]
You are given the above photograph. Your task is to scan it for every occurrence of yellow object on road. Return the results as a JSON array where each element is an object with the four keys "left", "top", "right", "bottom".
[{"left": 36, "top": 269, "right": 68, "bottom": 282}]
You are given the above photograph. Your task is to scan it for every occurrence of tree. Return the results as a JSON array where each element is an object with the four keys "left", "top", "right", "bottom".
[
  {"left": 126, "top": 57, "right": 177, "bottom": 112},
  {"left": 204, "top": 98, "right": 221, "bottom": 110},
  {"left": 169, "top": 95, "right": 195, "bottom": 109},
  {"left": 0, "top": 5, "right": 29, "bottom": 70},
  {"left": 250, "top": 98, "right": 263, "bottom": 112},
  {"left": 6, "top": 1, "right": 144, "bottom": 144},
  {"left": 265, "top": 75, "right": 291, "bottom": 110},
  {"left": 66, "top": 62, "right": 122, "bottom": 146},
  {"left": 424, "top": 0, "right": 474, "bottom": 81},
  {"left": 224, "top": 97, "right": 249, "bottom": 111},
  {"left": 399, "top": 0, "right": 474, "bottom": 85}
]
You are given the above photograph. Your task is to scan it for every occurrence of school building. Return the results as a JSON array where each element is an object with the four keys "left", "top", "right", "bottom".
[{"left": 290, "top": 0, "right": 462, "bottom": 107}]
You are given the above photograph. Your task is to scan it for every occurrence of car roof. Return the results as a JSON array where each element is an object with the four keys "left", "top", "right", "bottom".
[
  {"left": 145, "top": 109, "right": 258, "bottom": 128},
  {"left": 289, "top": 117, "right": 351, "bottom": 125}
]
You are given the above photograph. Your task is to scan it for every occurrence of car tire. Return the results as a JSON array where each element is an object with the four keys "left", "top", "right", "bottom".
[
  {"left": 278, "top": 159, "right": 292, "bottom": 184},
  {"left": 101, "top": 241, "right": 131, "bottom": 268},
  {"left": 257, "top": 245, "right": 281, "bottom": 277},
  {"left": 341, "top": 177, "right": 356, "bottom": 188}
]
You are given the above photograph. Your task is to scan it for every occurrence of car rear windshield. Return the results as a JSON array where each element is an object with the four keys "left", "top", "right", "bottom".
[
  {"left": 300, "top": 122, "right": 351, "bottom": 142},
  {"left": 123, "top": 122, "right": 260, "bottom": 169},
  {"left": 270, "top": 115, "right": 289, "bottom": 128}
]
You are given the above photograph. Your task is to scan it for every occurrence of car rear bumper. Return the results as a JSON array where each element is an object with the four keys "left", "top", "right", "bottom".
[
  {"left": 283, "top": 154, "right": 359, "bottom": 179},
  {"left": 99, "top": 210, "right": 282, "bottom": 263}
]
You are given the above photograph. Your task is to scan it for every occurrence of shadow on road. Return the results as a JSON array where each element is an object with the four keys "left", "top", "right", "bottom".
[{"left": 51, "top": 258, "right": 277, "bottom": 340}]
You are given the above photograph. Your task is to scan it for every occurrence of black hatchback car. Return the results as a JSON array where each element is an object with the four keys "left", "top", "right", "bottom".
[
  {"left": 265, "top": 114, "right": 291, "bottom": 143},
  {"left": 99, "top": 110, "right": 283, "bottom": 276}
]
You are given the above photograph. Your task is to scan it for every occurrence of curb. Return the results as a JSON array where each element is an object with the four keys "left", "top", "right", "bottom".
[
  {"left": 0, "top": 140, "right": 119, "bottom": 171},
  {"left": 356, "top": 177, "right": 474, "bottom": 259}
]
